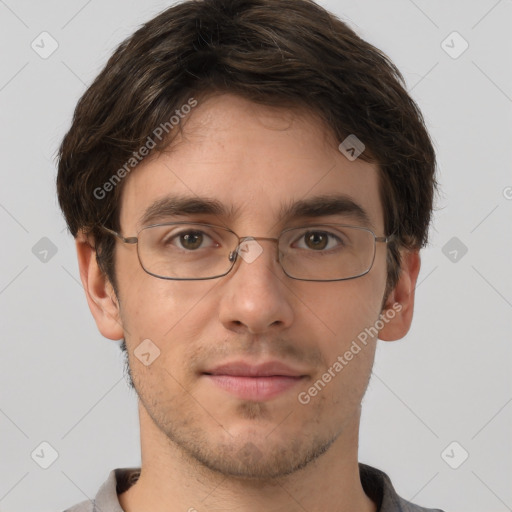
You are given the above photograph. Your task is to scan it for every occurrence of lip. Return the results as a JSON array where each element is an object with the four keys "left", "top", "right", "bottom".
[
  {"left": 202, "top": 361, "right": 308, "bottom": 401},
  {"left": 204, "top": 361, "right": 306, "bottom": 378}
]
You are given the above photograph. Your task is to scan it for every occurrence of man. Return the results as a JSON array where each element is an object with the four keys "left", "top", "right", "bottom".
[{"left": 57, "top": 0, "right": 443, "bottom": 510}]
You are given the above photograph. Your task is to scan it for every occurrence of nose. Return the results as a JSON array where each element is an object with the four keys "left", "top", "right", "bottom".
[{"left": 218, "top": 237, "right": 294, "bottom": 335}]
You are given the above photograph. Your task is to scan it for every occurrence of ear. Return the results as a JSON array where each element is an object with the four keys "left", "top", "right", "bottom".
[
  {"left": 75, "top": 230, "right": 125, "bottom": 340},
  {"left": 378, "top": 249, "right": 421, "bottom": 342}
]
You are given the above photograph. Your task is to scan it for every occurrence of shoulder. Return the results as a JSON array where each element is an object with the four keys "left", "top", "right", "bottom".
[
  {"left": 62, "top": 467, "right": 141, "bottom": 512},
  {"left": 359, "top": 463, "right": 445, "bottom": 512},
  {"left": 391, "top": 494, "right": 445, "bottom": 512},
  {"left": 62, "top": 499, "right": 94, "bottom": 512}
]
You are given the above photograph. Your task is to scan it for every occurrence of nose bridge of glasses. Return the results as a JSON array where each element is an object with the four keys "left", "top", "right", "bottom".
[
  {"left": 239, "top": 236, "right": 279, "bottom": 244},
  {"left": 229, "top": 236, "right": 280, "bottom": 263},
  {"left": 240, "top": 236, "right": 280, "bottom": 251}
]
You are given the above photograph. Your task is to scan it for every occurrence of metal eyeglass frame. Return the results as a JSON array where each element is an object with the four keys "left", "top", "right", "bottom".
[{"left": 99, "top": 222, "right": 394, "bottom": 282}]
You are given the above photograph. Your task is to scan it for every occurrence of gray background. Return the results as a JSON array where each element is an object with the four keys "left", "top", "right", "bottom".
[{"left": 0, "top": 0, "right": 511, "bottom": 511}]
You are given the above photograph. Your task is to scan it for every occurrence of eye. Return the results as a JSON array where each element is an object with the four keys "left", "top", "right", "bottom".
[
  {"left": 293, "top": 230, "right": 344, "bottom": 251},
  {"left": 166, "top": 229, "right": 217, "bottom": 251}
]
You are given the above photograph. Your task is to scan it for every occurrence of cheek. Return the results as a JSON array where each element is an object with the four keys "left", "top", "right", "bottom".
[
  {"left": 117, "top": 264, "right": 219, "bottom": 353},
  {"left": 301, "top": 275, "right": 384, "bottom": 375},
  {"left": 307, "top": 272, "right": 386, "bottom": 343},
  {"left": 118, "top": 279, "right": 215, "bottom": 399},
  {"left": 301, "top": 281, "right": 382, "bottom": 411}
]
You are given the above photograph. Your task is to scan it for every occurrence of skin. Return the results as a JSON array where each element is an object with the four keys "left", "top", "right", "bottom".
[{"left": 76, "top": 93, "right": 420, "bottom": 512}]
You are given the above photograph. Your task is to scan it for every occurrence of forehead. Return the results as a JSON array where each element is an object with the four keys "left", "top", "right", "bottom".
[{"left": 118, "top": 93, "right": 384, "bottom": 234}]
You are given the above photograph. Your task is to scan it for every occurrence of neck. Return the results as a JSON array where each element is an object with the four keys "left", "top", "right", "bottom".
[{"left": 119, "top": 402, "right": 376, "bottom": 512}]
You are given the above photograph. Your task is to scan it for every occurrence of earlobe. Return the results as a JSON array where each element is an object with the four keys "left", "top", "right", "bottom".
[
  {"left": 378, "top": 249, "right": 421, "bottom": 342},
  {"left": 75, "top": 231, "right": 124, "bottom": 341}
]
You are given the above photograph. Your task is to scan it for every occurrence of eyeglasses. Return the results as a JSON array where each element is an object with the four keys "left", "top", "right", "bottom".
[{"left": 100, "top": 222, "right": 393, "bottom": 282}]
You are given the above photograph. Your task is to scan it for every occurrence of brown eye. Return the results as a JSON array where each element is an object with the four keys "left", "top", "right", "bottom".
[
  {"left": 304, "top": 231, "right": 329, "bottom": 250},
  {"left": 179, "top": 231, "right": 204, "bottom": 250}
]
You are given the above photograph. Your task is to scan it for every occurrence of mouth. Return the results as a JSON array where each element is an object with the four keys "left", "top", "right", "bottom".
[{"left": 202, "top": 361, "right": 308, "bottom": 401}]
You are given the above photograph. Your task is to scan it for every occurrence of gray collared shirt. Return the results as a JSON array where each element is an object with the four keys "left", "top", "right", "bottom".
[{"left": 63, "top": 463, "right": 445, "bottom": 512}]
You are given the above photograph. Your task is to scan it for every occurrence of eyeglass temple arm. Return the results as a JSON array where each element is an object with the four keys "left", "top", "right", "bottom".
[
  {"left": 377, "top": 233, "right": 396, "bottom": 244},
  {"left": 100, "top": 225, "right": 138, "bottom": 245}
]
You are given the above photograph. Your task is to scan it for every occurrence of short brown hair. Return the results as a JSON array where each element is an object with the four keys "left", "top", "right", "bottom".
[{"left": 57, "top": 0, "right": 437, "bottom": 302}]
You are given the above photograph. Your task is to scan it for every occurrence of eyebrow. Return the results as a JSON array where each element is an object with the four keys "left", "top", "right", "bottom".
[
  {"left": 280, "top": 194, "right": 373, "bottom": 229},
  {"left": 137, "top": 193, "right": 374, "bottom": 231},
  {"left": 137, "top": 195, "right": 238, "bottom": 228}
]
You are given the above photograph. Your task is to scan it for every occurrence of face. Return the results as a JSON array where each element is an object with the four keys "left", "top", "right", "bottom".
[{"left": 114, "top": 93, "right": 389, "bottom": 479}]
